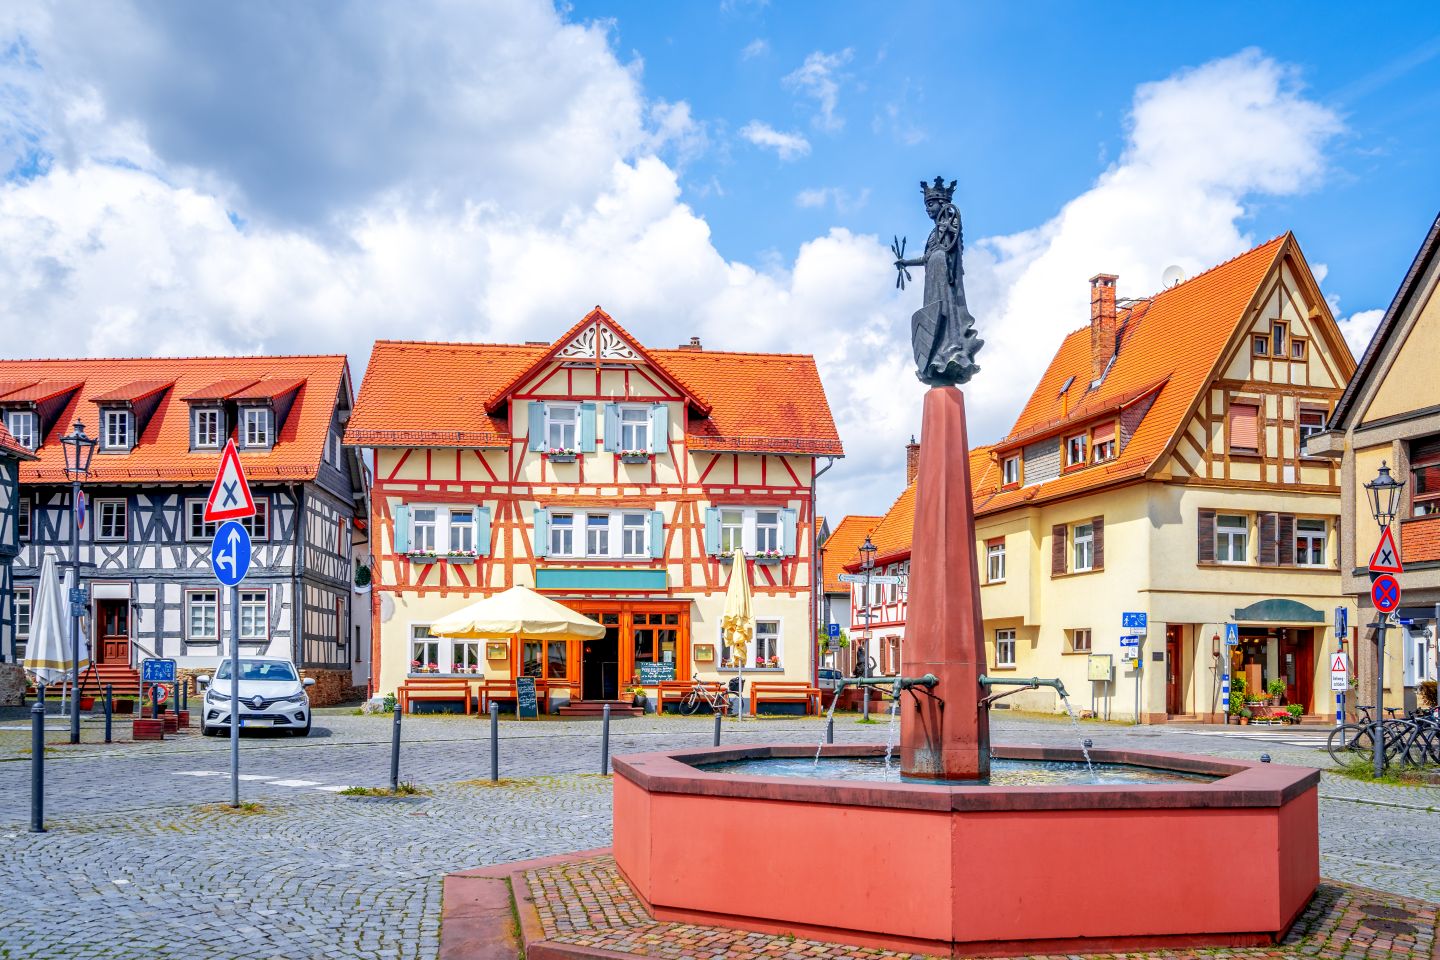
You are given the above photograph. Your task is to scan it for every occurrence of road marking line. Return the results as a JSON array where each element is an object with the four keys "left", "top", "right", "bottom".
[
  {"left": 173, "top": 771, "right": 223, "bottom": 777},
  {"left": 314, "top": 785, "right": 347, "bottom": 792},
  {"left": 237, "top": 774, "right": 276, "bottom": 781},
  {"left": 269, "top": 779, "right": 321, "bottom": 787}
]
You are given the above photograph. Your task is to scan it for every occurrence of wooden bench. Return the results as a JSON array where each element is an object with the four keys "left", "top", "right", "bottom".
[
  {"left": 398, "top": 676, "right": 473, "bottom": 715},
  {"left": 656, "top": 679, "right": 725, "bottom": 713},
  {"left": 750, "top": 681, "right": 821, "bottom": 717},
  {"left": 477, "top": 679, "right": 551, "bottom": 715}
]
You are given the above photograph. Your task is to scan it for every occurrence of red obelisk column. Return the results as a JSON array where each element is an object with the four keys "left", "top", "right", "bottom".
[{"left": 900, "top": 386, "right": 989, "bottom": 780}]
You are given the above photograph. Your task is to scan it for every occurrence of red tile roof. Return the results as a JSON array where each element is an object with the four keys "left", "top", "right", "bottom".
[
  {"left": 0, "top": 381, "right": 82, "bottom": 403},
  {"left": 819, "top": 514, "right": 881, "bottom": 593},
  {"left": 0, "top": 423, "right": 37, "bottom": 461},
  {"left": 850, "top": 444, "right": 995, "bottom": 570},
  {"left": 184, "top": 379, "right": 262, "bottom": 401},
  {"left": 231, "top": 377, "right": 307, "bottom": 401},
  {"left": 91, "top": 380, "right": 174, "bottom": 403},
  {"left": 0, "top": 356, "right": 348, "bottom": 484},
  {"left": 347, "top": 308, "right": 844, "bottom": 458}
]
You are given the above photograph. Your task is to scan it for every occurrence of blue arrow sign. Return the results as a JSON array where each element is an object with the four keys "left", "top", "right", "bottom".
[{"left": 211, "top": 520, "right": 252, "bottom": 587}]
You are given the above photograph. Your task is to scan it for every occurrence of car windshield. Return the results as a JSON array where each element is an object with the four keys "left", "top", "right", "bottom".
[{"left": 215, "top": 660, "right": 298, "bottom": 682}]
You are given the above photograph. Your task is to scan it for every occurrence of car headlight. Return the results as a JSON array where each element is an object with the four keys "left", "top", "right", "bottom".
[{"left": 283, "top": 691, "right": 309, "bottom": 704}]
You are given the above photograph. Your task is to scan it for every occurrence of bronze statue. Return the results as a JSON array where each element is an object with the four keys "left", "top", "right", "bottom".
[{"left": 893, "top": 177, "right": 983, "bottom": 386}]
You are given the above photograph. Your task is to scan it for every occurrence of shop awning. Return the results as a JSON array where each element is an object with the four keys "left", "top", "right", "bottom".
[
  {"left": 428, "top": 585, "right": 605, "bottom": 640},
  {"left": 1231, "top": 599, "right": 1325, "bottom": 624}
]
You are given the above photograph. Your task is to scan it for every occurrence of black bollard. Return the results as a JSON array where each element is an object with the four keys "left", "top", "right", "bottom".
[
  {"left": 390, "top": 704, "right": 402, "bottom": 792},
  {"left": 826, "top": 717, "right": 834, "bottom": 744},
  {"left": 104, "top": 685, "right": 113, "bottom": 744},
  {"left": 151, "top": 685, "right": 161, "bottom": 720},
  {"left": 1083, "top": 738, "right": 1093, "bottom": 750},
  {"left": 181, "top": 681, "right": 188, "bottom": 713},
  {"left": 712, "top": 710, "right": 721, "bottom": 747},
  {"left": 30, "top": 686, "right": 45, "bottom": 833},
  {"left": 489, "top": 702, "right": 499, "bottom": 783},
  {"left": 601, "top": 703, "right": 611, "bottom": 774}
]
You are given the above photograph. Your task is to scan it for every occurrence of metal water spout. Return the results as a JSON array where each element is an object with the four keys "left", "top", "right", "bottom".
[
  {"left": 977, "top": 675, "right": 1069, "bottom": 708},
  {"left": 834, "top": 674, "right": 940, "bottom": 698}
]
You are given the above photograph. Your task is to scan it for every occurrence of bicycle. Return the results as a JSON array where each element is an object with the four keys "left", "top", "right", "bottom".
[
  {"left": 1327, "top": 703, "right": 1440, "bottom": 767},
  {"left": 1326, "top": 704, "right": 1382, "bottom": 764},
  {"left": 679, "top": 674, "right": 743, "bottom": 716}
]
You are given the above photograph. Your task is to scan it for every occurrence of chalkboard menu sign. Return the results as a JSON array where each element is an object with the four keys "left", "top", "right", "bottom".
[
  {"left": 637, "top": 661, "right": 676, "bottom": 685},
  {"left": 515, "top": 676, "right": 539, "bottom": 719}
]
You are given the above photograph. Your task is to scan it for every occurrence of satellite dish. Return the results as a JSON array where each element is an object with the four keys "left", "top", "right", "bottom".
[{"left": 1161, "top": 265, "right": 1186, "bottom": 288}]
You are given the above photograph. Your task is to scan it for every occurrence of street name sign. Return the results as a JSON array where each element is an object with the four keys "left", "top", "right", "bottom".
[
  {"left": 1368, "top": 526, "right": 1403, "bottom": 575},
  {"left": 1371, "top": 573, "right": 1401, "bottom": 614},
  {"left": 837, "top": 573, "right": 903, "bottom": 585},
  {"left": 204, "top": 438, "right": 257, "bottom": 522},
  {"left": 211, "top": 521, "right": 252, "bottom": 587}
]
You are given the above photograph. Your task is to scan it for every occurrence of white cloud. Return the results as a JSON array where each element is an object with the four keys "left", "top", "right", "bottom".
[
  {"left": 795, "top": 186, "right": 870, "bottom": 214},
  {"left": 739, "top": 120, "right": 811, "bottom": 161},
  {"left": 740, "top": 38, "right": 768, "bottom": 60},
  {"left": 1337, "top": 309, "right": 1384, "bottom": 357},
  {"left": 783, "top": 49, "right": 852, "bottom": 132}
]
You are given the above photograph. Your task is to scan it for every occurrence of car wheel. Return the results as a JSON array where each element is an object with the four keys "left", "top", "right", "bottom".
[
  {"left": 291, "top": 719, "right": 312, "bottom": 737},
  {"left": 202, "top": 724, "right": 220, "bottom": 737}
]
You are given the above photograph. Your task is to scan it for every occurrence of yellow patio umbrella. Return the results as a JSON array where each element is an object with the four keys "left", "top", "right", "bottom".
[
  {"left": 721, "top": 547, "right": 755, "bottom": 713},
  {"left": 428, "top": 585, "right": 605, "bottom": 640}
]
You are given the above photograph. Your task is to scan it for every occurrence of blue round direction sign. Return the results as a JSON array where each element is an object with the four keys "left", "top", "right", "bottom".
[
  {"left": 1371, "top": 573, "right": 1401, "bottom": 614},
  {"left": 211, "top": 520, "right": 252, "bottom": 587}
]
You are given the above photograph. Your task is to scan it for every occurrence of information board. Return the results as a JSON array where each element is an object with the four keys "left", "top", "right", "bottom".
[
  {"left": 515, "top": 676, "right": 539, "bottom": 719},
  {"left": 637, "top": 661, "right": 676, "bottom": 685}
]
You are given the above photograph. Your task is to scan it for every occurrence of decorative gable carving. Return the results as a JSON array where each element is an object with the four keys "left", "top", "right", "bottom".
[{"left": 556, "top": 321, "right": 642, "bottom": 362}]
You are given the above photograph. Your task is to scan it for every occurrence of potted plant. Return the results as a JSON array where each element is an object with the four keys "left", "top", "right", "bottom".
[
  {"left": 767, "top": 655, "right": 779, "bottom": 668},
  {"left": 1239, "top": 706, "right": 1252, "bottom": 725},
  {"left": 1285, "top": 704, "right": 1303, "bottom": 724},
  {"left": 754, "top": 548, "right": 783, "bottom": 564},
  {"left": 1228, "top": 675, "right": 1247, "bottom": 724},
  {"left": 1266, "top": 678, "right": 1286, "bottom": 705},
  {"left": 410, "top": 659, "right": 422, "bottom": 674},
  {"left": 547, "top": 447, "right": 578, "bottom": 463},
  {"left": 354, "top": 563, "right": 372, "bottom": 594},
  {"left": 837, "top": 633, "right": 850, "bottom": 650},
  {"left": 755, "top": 655, "right": 765, "bottom": 668},
  {"left": 427, "top": 662, "right": 438, "bottom": 674},
  {"left": 630, "top": 685, "right": 647, "bottom": 709},
  {"left": 619, "top": 448, "right": 651, "bottom": 464}
]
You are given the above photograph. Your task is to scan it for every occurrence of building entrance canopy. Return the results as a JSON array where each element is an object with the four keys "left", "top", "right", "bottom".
[{"left": 1231, "top": 598, "right": 1325, "bottom": 624}]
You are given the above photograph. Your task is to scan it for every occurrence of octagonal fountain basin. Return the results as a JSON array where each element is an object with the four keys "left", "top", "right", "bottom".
[{"left": 612, "top": 743, "right": 1320, "bottom": 958}]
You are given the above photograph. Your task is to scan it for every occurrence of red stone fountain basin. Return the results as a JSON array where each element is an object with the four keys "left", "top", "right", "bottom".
[{"left": 612, "top": 744, "right": 1320, "bottom": 958}]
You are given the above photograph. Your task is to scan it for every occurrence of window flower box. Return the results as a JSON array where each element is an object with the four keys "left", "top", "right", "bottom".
[
  {"left": 547, "top": 448, "right": 578, "bottom": 463},
  {"left": 619, "top": 449, "right": 652, "bottom": 464},
  {"left": 406, "top": 551, "right": 439, "bottom": 564},
  {"left": 754, "top": 550, "right": 783, "bottom": 565},
  {"left": 444, "top": 551, "right": 478, "bottom": 564}
]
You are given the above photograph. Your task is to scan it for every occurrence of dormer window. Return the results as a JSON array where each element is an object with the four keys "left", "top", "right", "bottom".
[
  {"left": 242, "top": 406, "right": 273, "bottom": 449},
  {"left": 1001, "top": 456, "right": 1020, "bottom": 487},
  {"left": 192, "top": 407, "right": 222, "bottom": 449},
  {"left": 102, "top": 408, "right": 133, "bottom": 451},
  {"left": 1065, "top": 433, "right": 1087, "bottom": 467},
  {"left": 5, "top": 410, "right": 36, "bottom": 449}
]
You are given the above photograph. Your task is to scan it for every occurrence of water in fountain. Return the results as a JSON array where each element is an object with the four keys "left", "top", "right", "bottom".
[
  {"left": 1058, "top": 694, "right": 1097, "bottom": 780},
  {"left": 704, "top": 754, "right": 1215, "bottom": 786},
  {"left": 813, "top": 689, "right": 843, "bottom": 767},
  {"left": 883, "top": 695, "right": 901, "bottom": 770}
]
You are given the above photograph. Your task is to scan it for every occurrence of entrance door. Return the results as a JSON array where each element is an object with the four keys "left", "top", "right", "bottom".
[
  {"left": 1280, "top": 629, "right": 1314, "bottom": 713},
  {"left": 97, "top": 599, "right": 130, "bottom": 665},
  {"left": 1165, "top": 625, "right": 1183, "bottom": 715},
  {"left": 582, "top": 616, "right": 620, "bottom": 700}
]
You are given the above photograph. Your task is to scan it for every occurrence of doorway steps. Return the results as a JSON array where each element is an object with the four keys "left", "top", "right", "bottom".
[
  {"left": 556, "top": 700, "right": 644, "bottom": 719},
  {"left": 27, "top": 662, "right": 141, "bottom": 700}
]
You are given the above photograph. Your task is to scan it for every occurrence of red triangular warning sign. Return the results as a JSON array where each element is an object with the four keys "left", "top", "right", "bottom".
[
  {"left": 1368, "top": 525, "right": 1403, "bottom": 575},
  {"left": 204, "top": 438, "right": 256, "bottom": 522},
  {"left": 1330, "top": 654, "right": 1346, "bottom": 672}
]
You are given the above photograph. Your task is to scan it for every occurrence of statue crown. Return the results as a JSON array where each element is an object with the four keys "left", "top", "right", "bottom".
[{"left": 920, "top": 176, "right": 956, "bottom": 203}]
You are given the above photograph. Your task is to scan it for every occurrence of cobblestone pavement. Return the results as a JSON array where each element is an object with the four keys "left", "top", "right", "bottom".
[{"left": 0, "top": 709, "right": 1435, "bottom": 959}]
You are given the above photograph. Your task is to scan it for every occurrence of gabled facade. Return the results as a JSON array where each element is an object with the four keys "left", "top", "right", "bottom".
[
  {"left": 1307, "top": 211, "right": 1440, "bottom": 710},
  {"left": 346, "top": 308, "right": 843, "bottom": 705},
  {"left": 851, "top": 235, "right": 1357, "bottom": 722},
  {"left": 0, "top": 356, "right": 369, "bottom": 698},
  {"left": 815, "top": 512, "right": 879, "bottom": 667},
  {"left": 0, "top": 424, "right": 37, "bottom": 669}
]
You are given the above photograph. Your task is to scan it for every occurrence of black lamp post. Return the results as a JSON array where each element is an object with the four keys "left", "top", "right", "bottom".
[
  {"left": 60, "top": 421, "right": 95, "bottom": 745},
  {"left": 858, "top": 534, "right": 877, "bottom": 678},
  {"left": 1362, "top": 460, "right": 1405, "bottom": 779}
]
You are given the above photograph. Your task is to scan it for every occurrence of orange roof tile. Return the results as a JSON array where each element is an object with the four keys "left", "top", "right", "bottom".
[
  {"left": 0, "top": 356, "right": 348, "bottom": 484},
  {"left": 231, "top": 377, "right": 307, "bottom": 401},
  {"left": 91, "top": 379, "right": 174, "bottom": 404},
  {"left": 1, "top": 380, "right": 81, "bottom": 403},
  {"left": 851, "top": 444, "right": 996, "bottom": 569},
  {"left": 0, "top": 422, "right": 37, "bottom": 461},
  {"left": 976, "top": 235, "right": 1295, "bottom": 517},
  {"left": 819, "top": 514, "right": 881, "bottom": 593},
  {"left": 347, "top": 309, "right": 844, "bottom": 458},
  {"left": 183, "top": 378, "right": 262, "bottom": 401}
]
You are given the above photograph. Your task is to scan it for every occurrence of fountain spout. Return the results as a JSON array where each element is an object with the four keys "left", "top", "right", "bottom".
[
  {"left": 977, "top": 674, "right": 1069, "bottom": 708},
  {"left": 835, "top": 674, "right": 940, "bottom": 698}
]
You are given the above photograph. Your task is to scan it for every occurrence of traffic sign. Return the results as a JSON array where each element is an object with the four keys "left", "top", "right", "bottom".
[
  {"left": 211, "top": 521, "right": 252, "bottom": 587},
  {"left": 1225, "top": 623, "right": 1239, "bottom": 646},
  {"left": 141, "top": 658, "right": 177, "bottom": 684},
  {"left": 1329, "top": 652, "right": 1348, "bottom": 692},
  {"left": 1368, "top": 526, "right": 1403, "bottom": 575},
  {"left": 1334, "top": 606, "right": 1347, "bottom": 637},
  {"left": 837, "top": 573, "right": 903, "bottom": 585},
  {"left": 204, "top": 438, "right": 256, "bottom": 522},
  {"left": 68, "top": 586, "right": 88, "bottom": 605},
  {"left": 1121, "top": 612, "right": 1147, "bottom": 631},
  {"left": 1119, "top": 637, "right": 1139, "bottom": 648},
  {"left": 827, "top": 623, "right": 840, "bottom": 639},
  {"left": 150, "top": 682, "right": 171, "bottom": 705},
  {"left": 1371, "top": 574, "right": 1401, "bottom": 614}
]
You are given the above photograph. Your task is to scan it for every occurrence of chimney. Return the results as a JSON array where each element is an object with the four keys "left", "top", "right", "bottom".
[
  {"left": 1089, "top": 273, "right": 1118, "bottom": 383},
  {"left": 677, "top": 336, "right": 703, "bottom": 351},
  {"left": 905, "top": 435, "right": 920, "bottom": 485}
]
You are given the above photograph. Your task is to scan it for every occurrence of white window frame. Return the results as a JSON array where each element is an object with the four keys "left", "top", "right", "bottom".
[
  {"left": 1070, "top": 628, "right": 1092, "bottom": 653},
  {"left": 621, "top": 512, "right": 648, "bottom": 557},
  {"left": 1092, "top": 436, "right": 1116, "bottom": 463},
  {"left": 102, "top": 408, "right": 132, "bottom": 450},
  {"left": 754, "top": 510, "right": 781, "bottom": 555},
  {"left": 1295, "top": 518, "right": 1327, "bottom": 567},
  {"left": 239, "top": 499, "right": 270, "bottom": 542},
  {"left": 410, "top": 624, "right": 440, "bottom": 674},
  {"left": 549, "top": 513, "right": 575, "bottom": 557},
  {"left": 187, "top": 500, "right": 218, "bottom": 541},
  {"left": 986, "top": 540, "right": 1006, "bottom": 583},
  {"left": 719, "top": 509, "right": 745, "bottom": 555},
  {"left": 617, "top": 405, "right": 650, "bottom": 453},
  {"left": 186, "top": 589, "right": 219, "bottom": 642},
  {"left": 5, "top": 410, "right": 36, "bottom": 450},
  {"left": 449, "top": 510, "right": 475, "bottom": 554},
  {"left": 546, "top": 403, "right": 578, "bottom": 452},
  {"left": 238, "top": 589, "right": 269, "bottom": 641},
  {"left": 14, "top": 586, "right": 31, "bottom": 647},
  {"left": 451, "top": 639, "right": 482, "bottom": 674},
  {"left": 995, "top": 628, "right": 1016, "bottom": 668},
  {"left": 586, "top": 514, "right": 609, "bottom": 556},
  {"left": 1002, "top": 456, "right": 1019, "bottom": 486},
  {"left": 1065, "top": 434, "right": 1087, "bottom": 467},
  {"left": 242, "top": 406, "right": 272, "bottom": 448},
  {"left": 192, "top": 406, "right": 222, "bottom": 449},
  {"left": 1299, "top": 409, "right": 1326, "bottom": 449},
  {"left": 95, "top": 498, "right": 127, "bottom": 542},
  {"left": 1072, "top": 522, "right": 1094, "bottom": 573},
  {"left": 1216, "top": 514, "right": 1248, "bottom": 564},
  {"left": 723, "top": 618, "right": 780, "bottom": 667},
  {"left": 411, "top": 508, "right": 438, "bottom": 553}
]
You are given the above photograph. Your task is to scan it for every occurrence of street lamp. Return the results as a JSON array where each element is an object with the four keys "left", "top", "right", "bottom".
[
  {"left": 60, "top": 421, "right": 95, "bottom": 745},
  {"left": 1362, "top": 460, "right": 1405, "bottom": 779},
  {"left": 857, "top": 534, "right": 877, "bottom": 679}
]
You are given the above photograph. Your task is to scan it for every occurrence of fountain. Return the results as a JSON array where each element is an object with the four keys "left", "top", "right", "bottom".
[{"left": 610, "top": 178, "right": 1319, "bottom": 956}]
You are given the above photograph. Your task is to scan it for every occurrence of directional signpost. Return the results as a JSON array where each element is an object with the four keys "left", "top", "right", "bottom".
[
  {"left": 206, "top": 440, "right": 255, "bottom": 808},
  {"left": 837, "top": 573, "right": 903, "bottom": 585}
]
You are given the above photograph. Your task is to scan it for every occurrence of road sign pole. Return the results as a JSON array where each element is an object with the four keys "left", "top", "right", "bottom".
[
  {"left": 230, "top": 583, "right": 241, "bottom": 808},
  {"left": 1373, "top": 616, "right": 1387, "bottom": 780}
]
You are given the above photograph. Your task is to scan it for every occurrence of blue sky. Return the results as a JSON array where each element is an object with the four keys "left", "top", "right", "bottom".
[{"left": 1, "top": 2, "right": 1438, "bottom": 517}]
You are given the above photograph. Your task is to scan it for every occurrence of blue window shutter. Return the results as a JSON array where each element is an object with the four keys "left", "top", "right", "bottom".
[
  {"left": 474, "top": 507, "right": 492, "bottom": 557},
  {"left": 532, "top": 508, "right": 549, "bottom": 559},
  {"left": 704, "top": 507, "right": 720, "bottom": 556},
  {"left": 603, "top": 403, "right": 621, "bottom": 452},
  {"left": 649, "top": 403, "right": 669, "bottom": 454},
  {"left": 580, "top": 402, "right": 597, "bottom": 452},
  {"left": 527, "top": 402, "right": 547, "bottom": 452},
  {"left": 781, "top": 508, "right": 798, "bottom": 556},
  {"left": 393, "top": 504, "right": 410, "bottom": 554},
  {"left": 649, "top": 510, "right": 664, "bottom": 559}
]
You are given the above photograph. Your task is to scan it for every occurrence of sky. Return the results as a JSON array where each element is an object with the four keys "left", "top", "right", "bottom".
[{"left": 1, "top": 1, "right": 1439, "bottom": 521}]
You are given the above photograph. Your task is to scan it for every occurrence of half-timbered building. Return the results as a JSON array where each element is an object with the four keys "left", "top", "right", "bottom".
[
  {"left": 0, "top": 424, "right": 37, "bottom": 677},
  {"left": 346, "top": 308, "right": 843, "bottom": 708},
  {"left": 846, "top": 235, "right": 1357, "bottom": 722},
  {"left": 1, "top": 356, "right": 369, "bottom": 700}
]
